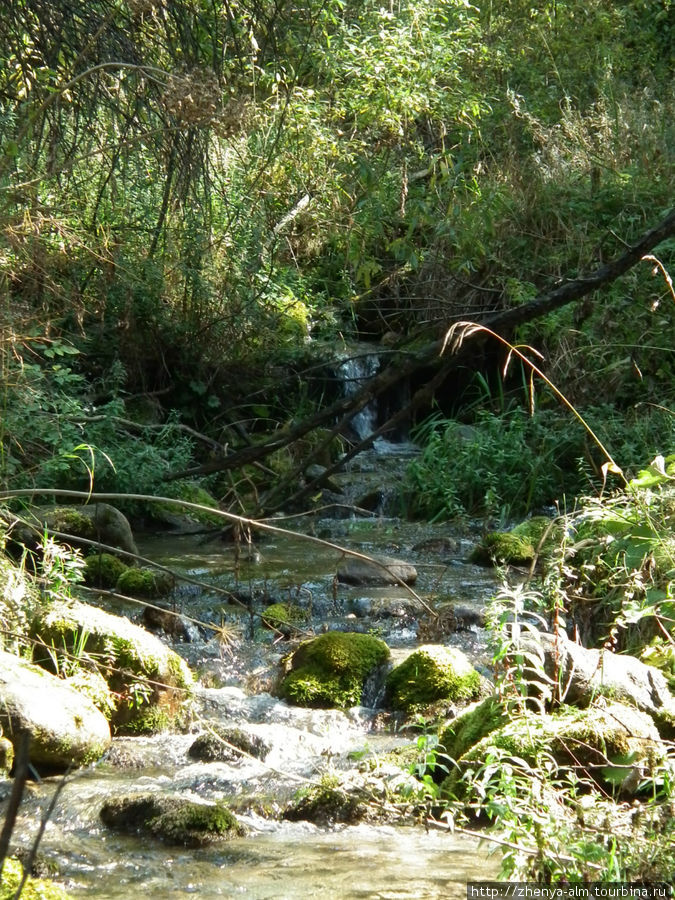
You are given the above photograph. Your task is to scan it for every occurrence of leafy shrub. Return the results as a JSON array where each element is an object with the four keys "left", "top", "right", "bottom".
[{"left": 405, "top": 405, "right": 674, "bottom": 521}]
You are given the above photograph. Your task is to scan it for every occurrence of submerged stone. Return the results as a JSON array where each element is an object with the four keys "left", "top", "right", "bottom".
[
  {"left": 336, "top": 555, "right": 417, "bottom": 586},
  {"left": 100, "top": 793, "right": 245, "bottom": 847},
  {"left": 385, "top": 645, "right": 482, "bottom": 711},
  {"left": 279, "top": 631, "right": 390, "bottom": 709}
]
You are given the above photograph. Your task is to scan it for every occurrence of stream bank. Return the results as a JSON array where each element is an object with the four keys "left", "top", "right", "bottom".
[{"left": 0, "top": 443, "right": 504, "bottom": 898}]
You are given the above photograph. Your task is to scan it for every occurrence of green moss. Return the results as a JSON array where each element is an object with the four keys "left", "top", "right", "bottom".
[
  {"left": 279, "top": 631, "right": 390, "bottom": 709},
  {"left": 511, "top": 516, "right": 562, "bottom": 555},
  {"left": 439, "top": 695, "right": 508, "bottom": 762},
  {"left": 0, "top": 736, "right": 14, "bottom": 775},
  {"left": 0, "top": 857, "right": 72, "bottom": 900},
  {"left": 41, "top": 507, "right": 95, "bottom": 541},
  {"left": 445, "top": 703, "right": 662, "bottom": 794},
  {"left": 470, "top": 531, "right": 536, "bottom": 566},
  {"left": 100, "top": 794, "right": 246, "bottom": 847},
  {"left": 116, "top": 567, "right": 174, "bottom": 598},
  {"left": 65, "top": 669, "right": 117, "bottom": 719},
  {"left": 83, "top": 553, "right": 129, "bottom": 589},
  {"left": 385, "top": 645, "right": 482, "bottom": 711},
  {"left": 156, "top": 482, "right": 223, "bottom": 526},
  {"left": 31, "top": 599, "right": 193, "bottom": 733},
  {"left": 284, "top": 775, "right": 369, "bottom": 825},
  {"left": 262, "top": 602, "right": 310, "bottom": 630}
]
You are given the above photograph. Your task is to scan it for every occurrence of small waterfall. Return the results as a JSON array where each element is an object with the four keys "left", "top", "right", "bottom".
[{"left": 337, "top": 349, "right": 380, "bottom": 441}]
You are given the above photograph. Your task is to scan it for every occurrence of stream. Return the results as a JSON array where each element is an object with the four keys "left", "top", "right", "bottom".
[{"left": 3, "top": 445, "right": 503, "bottom": 898}]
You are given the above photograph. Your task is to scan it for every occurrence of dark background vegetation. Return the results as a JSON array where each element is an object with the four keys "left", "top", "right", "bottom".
[{"left": 0, "top": 0, "right": 673, "bottom": 516}]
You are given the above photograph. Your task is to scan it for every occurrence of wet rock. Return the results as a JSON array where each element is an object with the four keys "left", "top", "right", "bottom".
[
  {"left": 188, "top": 724, "right": 271, "bottom": 762},
  {"left": 0, "top": 650, "right": 111, "bottom": 770},
  {"left": 31, "top": 599, "right": 193, "bottom": 734},
  {"left": 283, "top": 778, "right": 370, "bottom": 826},
  {"left": 417, "top": 604, "right": 486, "bottom": 642},
  {"left": 519, "top": 630, "right": 675, "bottom": 738},
  {"left": 385, "top": 645, "right": 483, "bottom": 711},
  {"left": 305, "top": 464, "right": 342, "bottom": 493},
  {"left": 142, "top": 603, "right": 189, "bottom": 638},
  {"left": 278, "top": 631, "right": 390, "bottom": 709},
  {"left": 100, "top": 793, "right": 246, "bottom": 846},
  {"left": 38, "top": 503, "right": 138, "bottom": 556},
  {"left": 337, "top": 555, "right": 417, "bottom": 586},
  {"left": 412, "top": 537, "right": 460, "bottom": 554}
]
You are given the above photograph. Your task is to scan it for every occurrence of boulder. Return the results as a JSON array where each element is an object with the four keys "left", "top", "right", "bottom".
[
  {"left": 28, "top": 503, "right": 138, "bottom": 556},
  {"left": 517, "top": 630, "right": 675, "bottom": 737},
  {"left": 278, "top": 631, "right": 390, "bottom": 709},
  {"left": 0, "top": 650, "right": 111, "bottom": 770},
  {"left": 336, "top": 555, "right": 417, "bottom": 586},
  {"left": 385, "top": 645, "right": 483, "bottom": 711},
  {"left": 445, "top": 701, "right": 664, "bottom": 796},
  {"left": 100, "top": 793, "right": 245, "bottom": 846},
  {"left": 32, "top": 599, "right": 193, "bottom": 734}
]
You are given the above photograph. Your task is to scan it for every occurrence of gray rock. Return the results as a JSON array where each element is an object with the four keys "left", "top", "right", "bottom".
[
  {"left": 0, "top": 650, "right": 111, "bottom": 770},
  {"left": 519, "top": 630, "right": 675, "bottom": 737},
  {"left": 337, "top": 555, "right": 417, "bottom": 586},
  {"left": 39, "top": 503, "right": 138, "bottom": 556}
]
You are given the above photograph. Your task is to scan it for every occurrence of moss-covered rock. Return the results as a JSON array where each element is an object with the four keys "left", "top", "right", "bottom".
[
  {"left": 279, "top": 631, "right": 390, "bottom": 709},
  {"left": 443, "top": 702, "right": 663, "bottom": 796},
  {"left": 470, "top": 516, "right": 561, "bottom": 567},
  {"left": 83, "top": 553, "right": 129, "bottom": 589},
  {"left": 0, "top": 649, "right": 111, "bottom": 770},
  {"left": 283, "top": 776, "right": 370, "bottom": 826},
  {"left": 188, "top": 725, "right": 270, "bottom": 762},
  {"left": 152, "top": 482, "right": 224, "bottom": 528},
  {"left": 116, "top": 566, "right": 174, "bottom": 599},
  {"left": 385, "top": 645, "right": 482, "bottom": 711},
  {"left": 262, "top": 602, "right": 310, "bottom": 632},
  {"left": 100, "top": 793, "right": 245, "bottom": 847},
  {"left": 0, "top": 857, "right": 73, "bottom": 900},
  {"left": 65, "top": 669, "right": 117, "bottom": 719},
  {"left": 37, "top": 504, "right": 138, "bottom": 555},
  {"left": 32, "top": 599, "right": 193, "bottom": 734},
  {"left": 0, "top": 735, "right": 14, "bottom": 776},
  {"left": 470, "top": 531, "right": 536, "bottom": 566},
  {"left": 439, "top": 695, "right": 509, "bottom": 762}
]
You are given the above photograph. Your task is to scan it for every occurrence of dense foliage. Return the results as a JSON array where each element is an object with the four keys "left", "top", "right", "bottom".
[{"left": 0, "top": 1, "right": 672, "bottom": 486}]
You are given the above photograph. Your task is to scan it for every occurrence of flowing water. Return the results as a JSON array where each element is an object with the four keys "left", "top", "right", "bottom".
[{"left": 3, "top": 443, "right": 503, "bottom": 897}]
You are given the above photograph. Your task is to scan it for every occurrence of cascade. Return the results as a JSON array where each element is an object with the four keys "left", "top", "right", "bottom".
[{"left": 336, "top": 348, "right": 380, "bottom": 442}]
